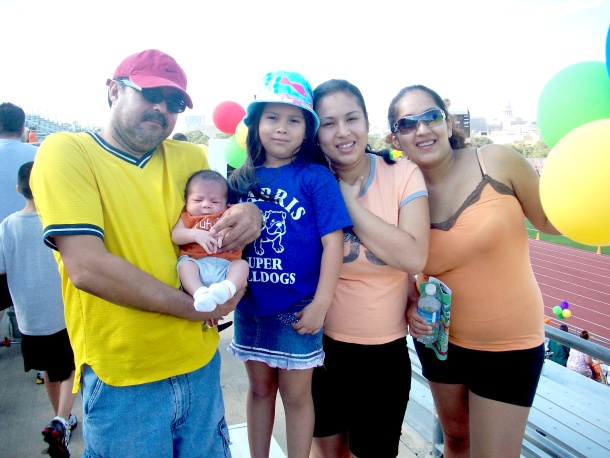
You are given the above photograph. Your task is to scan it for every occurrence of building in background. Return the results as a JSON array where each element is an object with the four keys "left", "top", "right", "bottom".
[{"left": 449, "top": 108, "right": 470, "bottom": 138}]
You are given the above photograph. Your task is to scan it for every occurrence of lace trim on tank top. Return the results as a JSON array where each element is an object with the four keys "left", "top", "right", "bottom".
[{"left": 431, "top": 175, "right": 514, "bottom": 231}]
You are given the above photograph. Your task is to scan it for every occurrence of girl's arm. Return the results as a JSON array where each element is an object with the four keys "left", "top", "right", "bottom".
[
  {"left": 292, "top": 229, "right": 344, "bottom": 335},
  {"left": 483, "top": 144, "right": 561, "bottom": 235},
  {"left": 340, "top": 177, "right": 430, "bottom": 274}
]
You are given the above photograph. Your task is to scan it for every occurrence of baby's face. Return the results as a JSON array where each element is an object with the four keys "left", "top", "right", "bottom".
[{"left": 185, "top": 179, "right": 228, "bottom": 216}]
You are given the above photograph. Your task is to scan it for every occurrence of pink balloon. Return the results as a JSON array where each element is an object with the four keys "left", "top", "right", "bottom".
[{"left": 213, "top": 101, "right": 246, "bottom": 135}]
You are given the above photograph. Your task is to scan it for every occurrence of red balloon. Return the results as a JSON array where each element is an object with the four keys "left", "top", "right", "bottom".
[{"left": 212, "top": 101, "right": 246, "bottom": 134}]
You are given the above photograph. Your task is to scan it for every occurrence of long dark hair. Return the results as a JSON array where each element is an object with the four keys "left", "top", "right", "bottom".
[
  {"left": 313, "top": 79, "right": 395, "bottom": 165},
  {"left": 387, "top": 84, "right": 469, "bottom": 150},
  {"left": 228, "top": 102, "right": 325, "bottom": 199}
]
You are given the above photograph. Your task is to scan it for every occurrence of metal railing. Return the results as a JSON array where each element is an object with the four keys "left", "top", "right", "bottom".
[{"left": 410, "top": 326, "right": 609, "bottom": 457}]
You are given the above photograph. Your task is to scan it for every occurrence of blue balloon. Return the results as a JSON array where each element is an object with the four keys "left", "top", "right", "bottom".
[{"left": 606, "top": 25, "right": 610, "bottom": 78}]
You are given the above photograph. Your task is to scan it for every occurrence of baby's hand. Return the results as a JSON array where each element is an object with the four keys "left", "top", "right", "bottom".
[{"left": 194, "top": 230, "right": 220, "bottom": 254}]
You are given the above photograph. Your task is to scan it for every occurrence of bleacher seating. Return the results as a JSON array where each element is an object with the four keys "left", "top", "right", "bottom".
[
  {"left": 24, "top": 113, "right": 85, "bottom": 144},
  {"left": 405, "top": 329, "right": 610, "bottom": 458}
]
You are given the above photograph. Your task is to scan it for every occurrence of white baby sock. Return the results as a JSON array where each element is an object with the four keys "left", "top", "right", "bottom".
[
  {"left": 209, "top": 280, "right": 236, "bottom": 305},
  {"left": 193, "top": 286, "right": 217, "bottom": 312}
]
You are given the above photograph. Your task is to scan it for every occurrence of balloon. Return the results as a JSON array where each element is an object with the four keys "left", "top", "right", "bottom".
[
  {"left": 235, "top": 121, "right": 248, "bottom": 147},
  {"left": 544, "top": 316, "right": 551, "bottom": 325},
  {"left": 224, "top": 136, "right": 247, "bottom": 169},
  {"left": 540, "top": 119, "right": 610, "bottom": 246},
  {"left": 560, "top": 301, "right": 569, "bottom": 310},
  {"left": 537, "top": 61, "right": 610, "bottom": 148},
  {"left": 213, "top": 101, "right": 246, "bottom": 135},
  {"left": 558, "top": 313, "right": 565, "bottom": 320},
  {"left": 562, "top": 309, "right": 572, "bottom": 319},
  {"left": 606, "top": 25, "right": 610, "bottom": 78},
  {"left": 552, "top": 306, "right": 562, "bottom": 315}
]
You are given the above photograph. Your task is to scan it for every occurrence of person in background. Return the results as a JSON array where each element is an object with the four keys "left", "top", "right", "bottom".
[
  {"left": 31, "top": 49, "right": 262, "bottom": 457},
  {"left": 310, "top": 79, "right": 429, "bottom": 458},
  {"left": 567, "top": 330, "right": 594, "bottom": 377},
  {"left": 393, "top": 84, "right": 561, "bottom": 457},
  {"left": 0, "top": 102, "right": 37, "bottom": 327},
  {"left": 28, "top": 127, "right": 38, "bottom": 144},
  {"left": 172, "top": 132, "right": 189, "bottom": 141},
  {"left": 228, "top": 71, "right": 351, "bottom": 458},
  {"left": 548, "top": 323, "right": 570, "bottom": 366},
  {"left": 0, "top": 162, "right": 78, "bottom": 458}
]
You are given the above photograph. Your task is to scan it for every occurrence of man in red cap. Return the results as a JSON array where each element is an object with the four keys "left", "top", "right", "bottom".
[{"left": 31, "top": 49, "right": 262, "bottom": 457}]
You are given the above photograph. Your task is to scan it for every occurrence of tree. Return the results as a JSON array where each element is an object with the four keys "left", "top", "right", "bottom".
[
  {"left": 470, "top": 136, "right": 493, "bottom": 148},
  {"left": 215, "top": 133, "right": 232, "bottom": 140},
  {"left": 368, "top": 133, "right": 390, "bottom": 152},
  {"left": 506, "top": 140, "right": 550, "bottom": 158},
  {"left": 185, "top": 130, "right": 209, "bottom": 145}
]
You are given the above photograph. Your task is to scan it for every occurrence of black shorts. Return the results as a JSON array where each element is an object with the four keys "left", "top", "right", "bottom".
[
  {"left": 312, "top": 335, "right": 411, "bottom": 458},
  {"left": 21, "top": 329, "right": 75, "bottom": 383},
  {"left": 0, "top": 274, "right": 13, "bottom": 311},
  {"left": 414, "top": 340, "right": 544, "bottom": 407}
]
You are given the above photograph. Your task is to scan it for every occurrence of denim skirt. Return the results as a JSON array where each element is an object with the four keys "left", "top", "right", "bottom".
[{"left": 228, "top": 300, "right": 324, "bottom": 370}]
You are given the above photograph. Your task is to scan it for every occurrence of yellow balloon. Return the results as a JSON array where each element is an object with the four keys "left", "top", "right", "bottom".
[
  {"left": 540, "top": 119, "right": 610, "bottom": 246},
  {"left": 235, "top": 121, "right": 248, "bottom": 147},
  {"left": 562, "top": 309, "right": 572, "bottom": 319}
]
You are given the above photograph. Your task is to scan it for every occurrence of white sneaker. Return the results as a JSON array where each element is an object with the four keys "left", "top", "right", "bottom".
[{"left": 67, "top": 413, "right": 78, "bottom": 431}]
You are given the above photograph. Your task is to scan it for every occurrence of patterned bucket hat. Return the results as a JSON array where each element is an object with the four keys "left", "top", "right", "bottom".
[{"left": 243, "top": 71, "right": 320, "bottom": 133}]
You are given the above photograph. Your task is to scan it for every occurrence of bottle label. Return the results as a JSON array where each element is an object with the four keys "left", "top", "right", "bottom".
[{"left": 418, "top": 309, "right": 440, "bottom": 324}]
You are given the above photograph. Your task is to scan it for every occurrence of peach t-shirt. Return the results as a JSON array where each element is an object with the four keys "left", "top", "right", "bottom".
[{"left": 323, "top": 154, "right": 427, "bottom": 345}]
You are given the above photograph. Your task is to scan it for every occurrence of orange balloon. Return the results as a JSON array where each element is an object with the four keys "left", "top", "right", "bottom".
[{"left": 543, "top": 316, "right": 551, "bottom": 324}]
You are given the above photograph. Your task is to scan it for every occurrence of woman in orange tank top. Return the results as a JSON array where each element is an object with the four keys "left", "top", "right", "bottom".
[{"left": 388, "top": 85, "right": 561, "bottom": 458}]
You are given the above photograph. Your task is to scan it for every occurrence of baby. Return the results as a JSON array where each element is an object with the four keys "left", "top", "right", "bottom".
[{"left": 172, "top": 170, "right": 249, "bottom": 312}]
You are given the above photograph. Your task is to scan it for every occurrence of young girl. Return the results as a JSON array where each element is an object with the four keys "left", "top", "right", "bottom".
[
  {"left": 227, "top": 71, "right": 352, "bottom": 458},
  {"left": 311, "top": 80, "right": 430, "bottom": 458}
]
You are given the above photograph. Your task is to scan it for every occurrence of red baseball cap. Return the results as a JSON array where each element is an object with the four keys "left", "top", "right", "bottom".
[{"left": 111, "top": 49, "right": 193, "bottom": 108}]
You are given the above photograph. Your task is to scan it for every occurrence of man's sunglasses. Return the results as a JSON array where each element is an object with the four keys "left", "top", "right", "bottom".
[
  {"left": 392, "top": 108, "right": 446, "bottom": 135},
  {"left": 120, "top": 79, "right": 187, "bottom": 114}
]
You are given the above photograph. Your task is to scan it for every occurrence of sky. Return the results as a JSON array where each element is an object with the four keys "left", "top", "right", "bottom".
[{"left": 1, "top": 0, "right": 608, "bottom": 134}]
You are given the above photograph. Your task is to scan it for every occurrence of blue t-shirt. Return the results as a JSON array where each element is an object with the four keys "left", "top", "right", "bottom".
[{"left": 238, "top": 162, "right": 352, "bottom": 316}]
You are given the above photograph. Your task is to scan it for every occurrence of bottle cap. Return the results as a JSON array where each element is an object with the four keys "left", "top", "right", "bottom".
[{"left": 425, "top": 283, "right": 437, "bottom": 296}]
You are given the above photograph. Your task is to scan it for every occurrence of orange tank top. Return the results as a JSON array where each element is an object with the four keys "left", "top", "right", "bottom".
[{"left": 420, "top": 149, "right": 544, "bottom": 351}]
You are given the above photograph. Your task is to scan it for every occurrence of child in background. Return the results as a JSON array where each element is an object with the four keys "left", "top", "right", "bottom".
[
  {"left": 227, "top": 71, "right": 352, "bottom": 458},
  {"left": 172, "top": 170, "right": 249, "bottom": 313},
  {"left": 0, "top": 161, "right": 77, "bottom": 458}
]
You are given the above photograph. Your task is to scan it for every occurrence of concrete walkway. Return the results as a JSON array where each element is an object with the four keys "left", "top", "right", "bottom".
[{"left": 0, "top": 312, "right": 428, "bottom": 457}]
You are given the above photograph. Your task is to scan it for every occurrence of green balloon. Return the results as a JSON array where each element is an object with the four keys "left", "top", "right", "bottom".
[
  {"left": 224, "top": 136, "right": 247, "bottom": 169},
  {"left": 537, "top": 61, "right": 610, "bottom": 148},
  {"left": 552, "top": 305, "right": 563, "bottom": 315}
]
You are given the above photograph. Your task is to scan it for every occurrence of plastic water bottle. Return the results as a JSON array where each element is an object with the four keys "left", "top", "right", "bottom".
[{"left": 417, "top": 283, "right": 441, "bottom": 345}]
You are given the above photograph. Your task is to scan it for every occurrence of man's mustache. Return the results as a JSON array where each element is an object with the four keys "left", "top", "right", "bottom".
[{"left": 141, "top": 112, "right": 167, "bottom": 129}]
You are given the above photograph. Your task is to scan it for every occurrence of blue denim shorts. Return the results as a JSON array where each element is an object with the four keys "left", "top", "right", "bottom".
[
  {"left": 177, "top": 255, "right": 231, "bottom": 287},
  {"left": 227, "top": 300, "right": 324, "bottom": 370},
  {"left": 81, "top": 351, "right": 231, "bottom": 457}
]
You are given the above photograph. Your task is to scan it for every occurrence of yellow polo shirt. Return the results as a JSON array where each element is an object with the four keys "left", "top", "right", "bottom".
[{"left": 31, "top": 132, "right": 217, "bottom": 390}]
